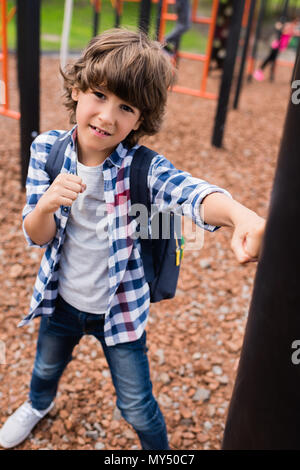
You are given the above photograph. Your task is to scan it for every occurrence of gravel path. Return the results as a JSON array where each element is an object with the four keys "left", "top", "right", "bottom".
[{"left": 0, "top": 55, "right": 292, "bottom": 450}]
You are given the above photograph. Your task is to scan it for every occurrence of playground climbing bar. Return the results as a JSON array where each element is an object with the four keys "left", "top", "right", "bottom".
[
  {"left": 0, "top": 0, "right": 20, "bottom": 119},
  {"left": 92, "top": 0, "right": 101, "bottom": 37},
  {"left": 115, "top": 0, "right": 122, "bottom": 27},
  {"left": 17, "top": 0, "right": 40, "bottom": 189},
  {"left": 158, "top": 0, "right": 220, "bottom": 100},
  {"left": 211, "top": 0, "right": 245, "bottom": 148},
  {"left": 233, "top": 0, "right": 257, "bottom": 109},
  {"left": 139, "top": 0, "right": 152, "bottom": 33}
]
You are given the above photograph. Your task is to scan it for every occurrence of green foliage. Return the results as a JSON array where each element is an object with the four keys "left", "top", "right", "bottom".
[{"left": 5, "top": 0, "right": 207, "bottom": 54}]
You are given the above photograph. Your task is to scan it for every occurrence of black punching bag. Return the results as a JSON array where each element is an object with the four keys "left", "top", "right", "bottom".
[{"left": 222, "top": 51, "right": 300, "bottom": 450}]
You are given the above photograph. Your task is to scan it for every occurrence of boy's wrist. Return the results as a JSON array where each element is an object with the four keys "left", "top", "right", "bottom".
[
  {"left": 227, "top": 200, "right": 258, "bottom": 228},
  {"left": 24, "top": 202, "right": 57, "bottom": 246},
  {"left": 200, "top": 192, "right": 259, "bottom": 229},
  {"left": 36, "top": 199, "right": 54, "bottom": 217}
]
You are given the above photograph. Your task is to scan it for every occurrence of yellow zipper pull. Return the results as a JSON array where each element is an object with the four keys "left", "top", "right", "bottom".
[
  {"left": 180, "top": 236, "right": 184, "bottom": 261},
  {"left": 176, "top": 247, "right": 181, "bottom": 266},
  {"left": 175, "top": 237, "right": 180, "bottom": 266}
]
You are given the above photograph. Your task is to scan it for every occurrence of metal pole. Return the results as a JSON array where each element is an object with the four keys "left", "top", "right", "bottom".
[
  {"left": 155, "top": 0, "right": 163, "bottom": 40},
  {"left": 92, "top": 0, "right": 101, "bottom": 37},
  {"left": 1, "top": 0, "right": 9, "bottom": 111},
  {"left": 200, "top": 0, "right": 220, "bottom": 95},
  {"left": 158, "top": 0, "right": 168, "bottom": 42},
  {"left": 233, "top": 0, "right": 257, "bottom": 109},
  {"left": 139, "top": 0, "right": 152, "bottom": 34},
  {"left": 17, "top": 0, "right": 41, "bottom": 189},
  {"left": 248, "top": 0, "right": 267, "bottom": 82},
  {"left": 211, "top": 0, "right": 245, "bottom": 148},
  {"left": 281, "top": 0, "right": 290, "bottom": 20},
  {"left": 60, "top": 0, "right": 73, "bottom": 69},
  {"left": 115, "top": 0, "right": 121, "bottom": 28},
  {"left": 222, "top": 48, "right": 300, "bottom": 450}
]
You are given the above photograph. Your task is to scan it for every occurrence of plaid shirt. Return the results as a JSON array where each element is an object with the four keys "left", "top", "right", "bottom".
[{"left": 18, "top": 127, "right": 231, "bottom": 345}]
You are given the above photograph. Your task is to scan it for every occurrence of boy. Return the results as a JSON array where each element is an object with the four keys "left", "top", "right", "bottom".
[{"left": 0, "top": 28, "right": 265, "bottom": 450}]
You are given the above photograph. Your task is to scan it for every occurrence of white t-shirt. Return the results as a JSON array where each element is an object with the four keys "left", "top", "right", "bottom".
[{"left": 58, "top": 160, "right": 110, "bottom": 314}]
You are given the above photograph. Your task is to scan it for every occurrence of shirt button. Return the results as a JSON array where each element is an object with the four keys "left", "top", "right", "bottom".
[
  {"left": 37, "top": 293, "right": 42, "bottom": 302},
  {"left": 63, "top": 207, "right": 68, "bottom": 213}
]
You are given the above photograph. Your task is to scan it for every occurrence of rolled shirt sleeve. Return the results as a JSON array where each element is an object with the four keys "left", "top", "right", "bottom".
[{"left": 148, "top": 154, "right": 232, "bottom": 232}]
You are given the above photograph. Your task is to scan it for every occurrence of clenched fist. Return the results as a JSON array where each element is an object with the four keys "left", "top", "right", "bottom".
[{"left": 37, "top": 173, "right": 86, "bottom": 215}]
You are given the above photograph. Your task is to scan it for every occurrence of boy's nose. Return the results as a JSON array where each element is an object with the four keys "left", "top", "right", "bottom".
[{"left": 97, "top": 104, "right": 115, "bottom": 129}]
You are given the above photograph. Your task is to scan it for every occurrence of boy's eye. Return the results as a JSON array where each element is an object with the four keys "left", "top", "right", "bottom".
[
  {"left": 121, "top": 104, "right": 134, "bottom": 113},
  {"left": 92, "top": 91, "right": 135, "bottom": 113},
  {"left": 93, "top": 91, "right": 105, "bottom": 99}
]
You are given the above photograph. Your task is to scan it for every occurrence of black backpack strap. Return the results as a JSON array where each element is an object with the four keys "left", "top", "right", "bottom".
[
  {"left": 45, "top": 131, "right": 72, "bottom": 183},
  {"left": 130, "top": 145, "right": 158, "bottom": 283}
]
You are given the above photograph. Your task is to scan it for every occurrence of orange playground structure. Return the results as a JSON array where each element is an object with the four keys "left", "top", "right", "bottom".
[{"left": 0, "top": 0, "right": 20, "bottom": 119}]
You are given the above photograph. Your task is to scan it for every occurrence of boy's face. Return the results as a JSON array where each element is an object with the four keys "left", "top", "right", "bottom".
[{"left": 72, "top": 86, "right": 142, "bottom": 164}]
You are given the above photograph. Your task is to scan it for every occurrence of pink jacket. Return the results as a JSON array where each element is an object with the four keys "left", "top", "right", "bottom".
[{"left": 271, "top": 33, "right": 292, "bottom": 51}]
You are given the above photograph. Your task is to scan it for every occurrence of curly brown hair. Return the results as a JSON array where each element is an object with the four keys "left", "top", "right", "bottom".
[{"left": 60, "top": 28, "right": 177, "bottom": 147}]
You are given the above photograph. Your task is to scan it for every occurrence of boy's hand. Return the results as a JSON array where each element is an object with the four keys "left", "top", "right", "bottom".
[
  {"left": 230, "top": 214, "right": 266, "bottom": 264},
  {"left": 200, "top": 192, "right": 266, "bottom": 264},
  {"left": 36, "top": 174, "right": 86, "bottom": 215}
]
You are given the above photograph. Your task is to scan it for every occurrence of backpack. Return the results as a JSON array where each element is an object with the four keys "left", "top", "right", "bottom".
[{"left": 45, "top": 131, "right": 184, "bottom": 302}]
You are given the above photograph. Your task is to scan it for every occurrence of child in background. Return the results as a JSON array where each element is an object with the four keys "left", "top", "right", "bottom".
[
  {"left": 163, "top": 0, "right": 191, "bottom": 55},
  {"left": 0, "top": 28, "right": 265, "bottom": 450},
  {"left": 253, "top": 18, "right": 300, "bottom": 81}
]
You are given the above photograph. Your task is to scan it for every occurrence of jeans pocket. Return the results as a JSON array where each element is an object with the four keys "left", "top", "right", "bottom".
[{"left": 45, "top": 301, "right": 78, "bottom": 334}]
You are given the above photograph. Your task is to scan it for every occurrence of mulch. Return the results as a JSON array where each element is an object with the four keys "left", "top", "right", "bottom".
[{"left": 0, "top": 53, "right": 293, "bottom": 450}]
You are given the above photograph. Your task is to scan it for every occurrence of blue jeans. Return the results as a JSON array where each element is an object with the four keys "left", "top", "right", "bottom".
[
  {"left": 29, "top": 294, "right": 169, "bottom": 450},
  {"left": 165, "top": 0, "right": 190, "bottom": 47}
]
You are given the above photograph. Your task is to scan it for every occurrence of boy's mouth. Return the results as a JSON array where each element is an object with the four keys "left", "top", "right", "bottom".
[{"left": 89, "top": 124, "right": 111, "bottom": 136}]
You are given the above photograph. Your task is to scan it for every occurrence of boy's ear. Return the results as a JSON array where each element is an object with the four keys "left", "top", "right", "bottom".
[{"left": 71, "top": 88, "right": 79, "bottom": 101}]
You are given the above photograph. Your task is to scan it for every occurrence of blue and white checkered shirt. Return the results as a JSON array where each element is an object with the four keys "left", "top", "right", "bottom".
[{"left": 18, "top": 126, "right": 232, "bottom": 345}]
